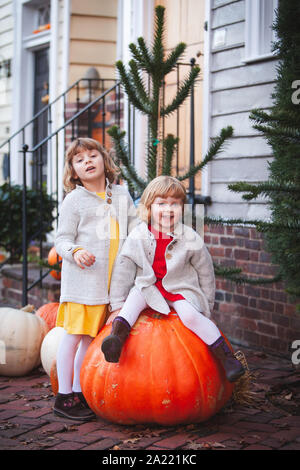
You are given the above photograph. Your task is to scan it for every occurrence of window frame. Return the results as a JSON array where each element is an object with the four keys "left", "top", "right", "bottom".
[{"left": 243, "top": 0, "right": 278, "bottom": 64}]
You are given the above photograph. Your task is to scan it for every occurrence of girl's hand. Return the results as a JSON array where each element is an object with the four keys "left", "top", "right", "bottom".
[
  {"left": 73, "top": 249, "right": 96, "bottom": 269},
  {"left": 106, "top": 309, "right": 121, "bottom": 325}
]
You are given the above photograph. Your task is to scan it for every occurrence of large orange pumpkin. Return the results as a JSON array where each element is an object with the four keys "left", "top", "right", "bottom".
[
  {"left": 80, "top": 309, "right": 234, "bottom": 426},
  {"left": 36, "top": 302, "right": 59, "bottom": 330},
  {"left": 48, "top": 247, "right": 62, "bottom": 281}
]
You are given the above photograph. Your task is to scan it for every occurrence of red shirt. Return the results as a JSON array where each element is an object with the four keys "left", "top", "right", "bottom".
[{"left": 149, "top": 225, "right": 184, "bottom": 302}]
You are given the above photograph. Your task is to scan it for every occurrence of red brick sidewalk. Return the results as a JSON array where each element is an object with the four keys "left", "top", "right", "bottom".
[{"left": 0, "top": 346, "right": 299, "bottom": 451}]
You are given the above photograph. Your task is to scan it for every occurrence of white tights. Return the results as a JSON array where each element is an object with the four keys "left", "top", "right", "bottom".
[
  {"left": 56, "top": 331, "right": 93, "bottom": 394},
  {"left": 119, "top": 288, "right": 221, "bottom": 346}
]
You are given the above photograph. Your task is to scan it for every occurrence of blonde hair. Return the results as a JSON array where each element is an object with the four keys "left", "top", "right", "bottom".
[
  {"left": 139, "top": 175, "right": 186, "bottom": 223},
  {"left": 63, "top": 137, "right": 119, "bottom": 192}
]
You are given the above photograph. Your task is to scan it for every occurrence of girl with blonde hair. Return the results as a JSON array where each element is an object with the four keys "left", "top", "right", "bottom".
[
  {"left": 53, "top": 137, "right": 138, "bottom": 420},
  {"left": 102, "top": 175, "right": 245, "bottom": 383}
]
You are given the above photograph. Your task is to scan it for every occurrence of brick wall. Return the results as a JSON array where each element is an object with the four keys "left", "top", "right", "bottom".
[
  {"left": 205, "top": 224, "right": 300, "bottom": 357},
  {"left": 1, "top": 264, "right": 60, "bottom": 309}
]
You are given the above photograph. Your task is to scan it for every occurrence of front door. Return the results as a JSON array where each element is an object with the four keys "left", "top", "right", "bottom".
[{"left": 32, "top": 47, "right": 49, "bottom": 188}]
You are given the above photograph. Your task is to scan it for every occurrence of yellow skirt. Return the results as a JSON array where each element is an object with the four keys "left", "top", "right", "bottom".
[
  {"left": 56, "top": 200, "right": 119, "bottom": 337},
  {"left": 56, "top": 303, "right": 108, "bottom": 337}
]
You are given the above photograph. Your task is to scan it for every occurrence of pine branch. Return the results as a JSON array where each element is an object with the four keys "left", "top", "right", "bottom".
[
  {"left": 250, "top": 108, "right": 300, "bottom": 127},
  {"left": 251, "top": 123, "right": 300, "bottom": 142},
  {"left": 116, "top": 61, "right": 147, "bottom": 114},
  {"left": 285, "top": 286, "right": 300, "bottom": 298},
  {"left": 137, "top": 37, "right": 154, "bottom": 72},
  {"left": 152, "top": 5, "right": 165, "bottom": 67},
  {"left": 228, "top": 181, "right": 300, "bottom": 201},
  {"left": 128, "top": 60, "right": 150, "bottom": 109},
  {"left": 204, "top": 216, "right": 300, "bottom": 233},
  {"left": 119, "top": 166, "right": 145, "bottom": 194},
  {"left": 214, "top": 263, "right": 282, "bottom": 286},
  {"left": 164, "top": 43, "right": 186, "bottom": 75},
  {"left": 128, "top": 43, "right": 150, "bottom": 70},
  {"left": 178, "top": 126, "right": 233, "bottom": 181},
  {"left": 161, "top": 67, "right": 200, "bottom": 116},
  {"left": 108, "top": 125, "right": 146, "bottom": 192}
]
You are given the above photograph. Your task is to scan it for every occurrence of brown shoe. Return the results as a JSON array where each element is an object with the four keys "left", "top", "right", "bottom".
[
  {"left": 209, "top": 336, "right": 245, "bottom": 383},
  {"left": 101, "top": 316, "right": 131, "bottom": 363},
  {"left": 53, "top": 392, "right": 94, "bottom": 420}
]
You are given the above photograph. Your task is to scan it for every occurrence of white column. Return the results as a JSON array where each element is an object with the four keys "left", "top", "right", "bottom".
[
  {"left": 201, "top": 0, "right": 212, "bottom": 197},
  {"left": 117, "top": 0, "right": 154, "bottom": 180}
]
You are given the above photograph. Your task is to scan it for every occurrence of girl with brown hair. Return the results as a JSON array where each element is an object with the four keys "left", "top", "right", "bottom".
[{"left": 53, "top": 138, "right": 138, "bottom": 420}]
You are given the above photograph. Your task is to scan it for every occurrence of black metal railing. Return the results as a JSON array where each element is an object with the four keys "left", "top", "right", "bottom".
[
  {"left": 0, "top": 58, "right": 205, "bottom": 306},
  {"left": 0, "top": 77, "right": 119, "bottom": 258},
  {"left": 19, "top": 81, "right": 123, "bottom": 305}
]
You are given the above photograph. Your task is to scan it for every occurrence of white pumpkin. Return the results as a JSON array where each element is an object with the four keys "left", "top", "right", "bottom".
[
  {"left": 40, "top": 326, "right": 65, "bottom": 376},
  {"left": 0, "top": 306, "right": 49, "bottom": 377}
]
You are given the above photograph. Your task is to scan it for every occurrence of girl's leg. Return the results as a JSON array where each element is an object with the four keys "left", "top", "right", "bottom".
[
  {"left": 54, "top": 331, "right": 95, "bottom": 420},
  {"left": 56, "top": 331, "right": 82, "bottom": 394},
  {"left": 169, "top": 299, "right": 221, "bottom": 345},
  {"left": 118, "top": 287, "right": 148, "bottom": 327},
  {"left": 169, "top": 299, "right": 245, "bottom": 383},
  {"left": 101, "top": 288, "right": 148, "bottom": 362},
  {"left": 72, "top": 335, "right": 93, "bottom": 393}
]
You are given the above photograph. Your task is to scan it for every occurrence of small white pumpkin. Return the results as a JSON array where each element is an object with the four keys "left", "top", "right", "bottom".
[
  {"left": 0, "top": 305, "right": 49, "bottom": 377},
  {"left": 40, "top": 326, "right": 65, "bottom": 376}
]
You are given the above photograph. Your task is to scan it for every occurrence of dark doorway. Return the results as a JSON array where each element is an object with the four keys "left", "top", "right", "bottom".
[{"left": 32, "top": 47, "right": 49, "bottom": 188}]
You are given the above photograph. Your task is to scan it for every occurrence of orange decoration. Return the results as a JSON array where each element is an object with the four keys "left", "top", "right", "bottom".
[
  {"left": 48, "top": 247, "right": 62, "bottom": 281},
  {"left": 50, "top": 359, "right": 59, "bottom": 396},
  {"left": 36, "top": 303, "right": 59, "bottom": 331},
  {"left": 80, "top": 309, "right": 234, "bottom": 426},
  {"left": 33, "top": 24, "right": 51, "bottom": 34}
]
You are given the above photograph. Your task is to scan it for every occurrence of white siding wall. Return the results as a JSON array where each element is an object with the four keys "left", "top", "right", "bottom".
[
  {"left": 206, "top": 0, "right": 278, "bottom": 220},
  {"left": 0, "top": 0, "right": 13, "bottom": 184}
]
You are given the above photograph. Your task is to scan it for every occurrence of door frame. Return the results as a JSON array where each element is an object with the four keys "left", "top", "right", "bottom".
[{"left": 11, "top": 0, "right": 59, "bottom": 187}]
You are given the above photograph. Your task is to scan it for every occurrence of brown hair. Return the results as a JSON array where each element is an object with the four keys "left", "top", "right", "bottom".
[
  {"left": 139, "top": 175, "right": 186, "bottom": 223},
  {"left": 63, "top": 138, "right": 119, "bottom": 192}
]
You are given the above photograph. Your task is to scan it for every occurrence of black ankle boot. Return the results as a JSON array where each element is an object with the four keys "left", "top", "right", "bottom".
[
  {"left": 209, "top": 336, "right": 245, "bottom": 383},
  {"left": 74, "top": 391, "right": 95, "bottom": 415},
  {"left": 101, "top": 316, "right": 131, "bottom": 363},
  {"left": 53, "top": 392, "right": 95, "bottom": 420}
]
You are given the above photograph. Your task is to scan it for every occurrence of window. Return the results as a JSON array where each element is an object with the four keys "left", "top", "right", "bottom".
[
  {"left": 244, "top": 0, "right": 278, "bottom": 63},
  {"left": 21, "top": 0, "right": 51, "bottom": 38}
]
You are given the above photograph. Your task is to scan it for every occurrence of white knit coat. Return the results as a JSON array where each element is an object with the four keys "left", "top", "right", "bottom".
[{"left": 109, "top": 221, "right": 216, "bottom": 317}]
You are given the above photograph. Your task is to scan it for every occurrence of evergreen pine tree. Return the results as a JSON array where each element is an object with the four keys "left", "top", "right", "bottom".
[
  {"left": 207, "top": 0, "right": 300, "bottom": 304},
  {"left": 108, "top": 5, "right": 233, "bottom": 195}
]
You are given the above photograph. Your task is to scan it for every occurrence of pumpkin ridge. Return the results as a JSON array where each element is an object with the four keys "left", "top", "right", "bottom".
[
  {"left": 102, "top": 335, "right": 116, "bottom": 420},
  {"left": 150, "top": 315, "right": 163, "bottom": 423},
  {"left": 169, "top": 314, "right": 208, "bottom": 418},
  {"left": 147, "top": 314, "right": 154, "bottom": 423},
  {"left": 170, "top": 316, "right": 203, "bottom": 378}
]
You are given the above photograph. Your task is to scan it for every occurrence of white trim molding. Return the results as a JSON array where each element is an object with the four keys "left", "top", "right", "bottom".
[
  {"left": 117, "top": 0, "right": 154, "bottom": 180},
  {"left": 11, "top": 0, "right": 59, "bottom": 185},
  {"left": 202, "top": 0, "right": 212, "bottom": 198},
  {"left": 243, "top": 0, "right": 278, "bottom": 64}
]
